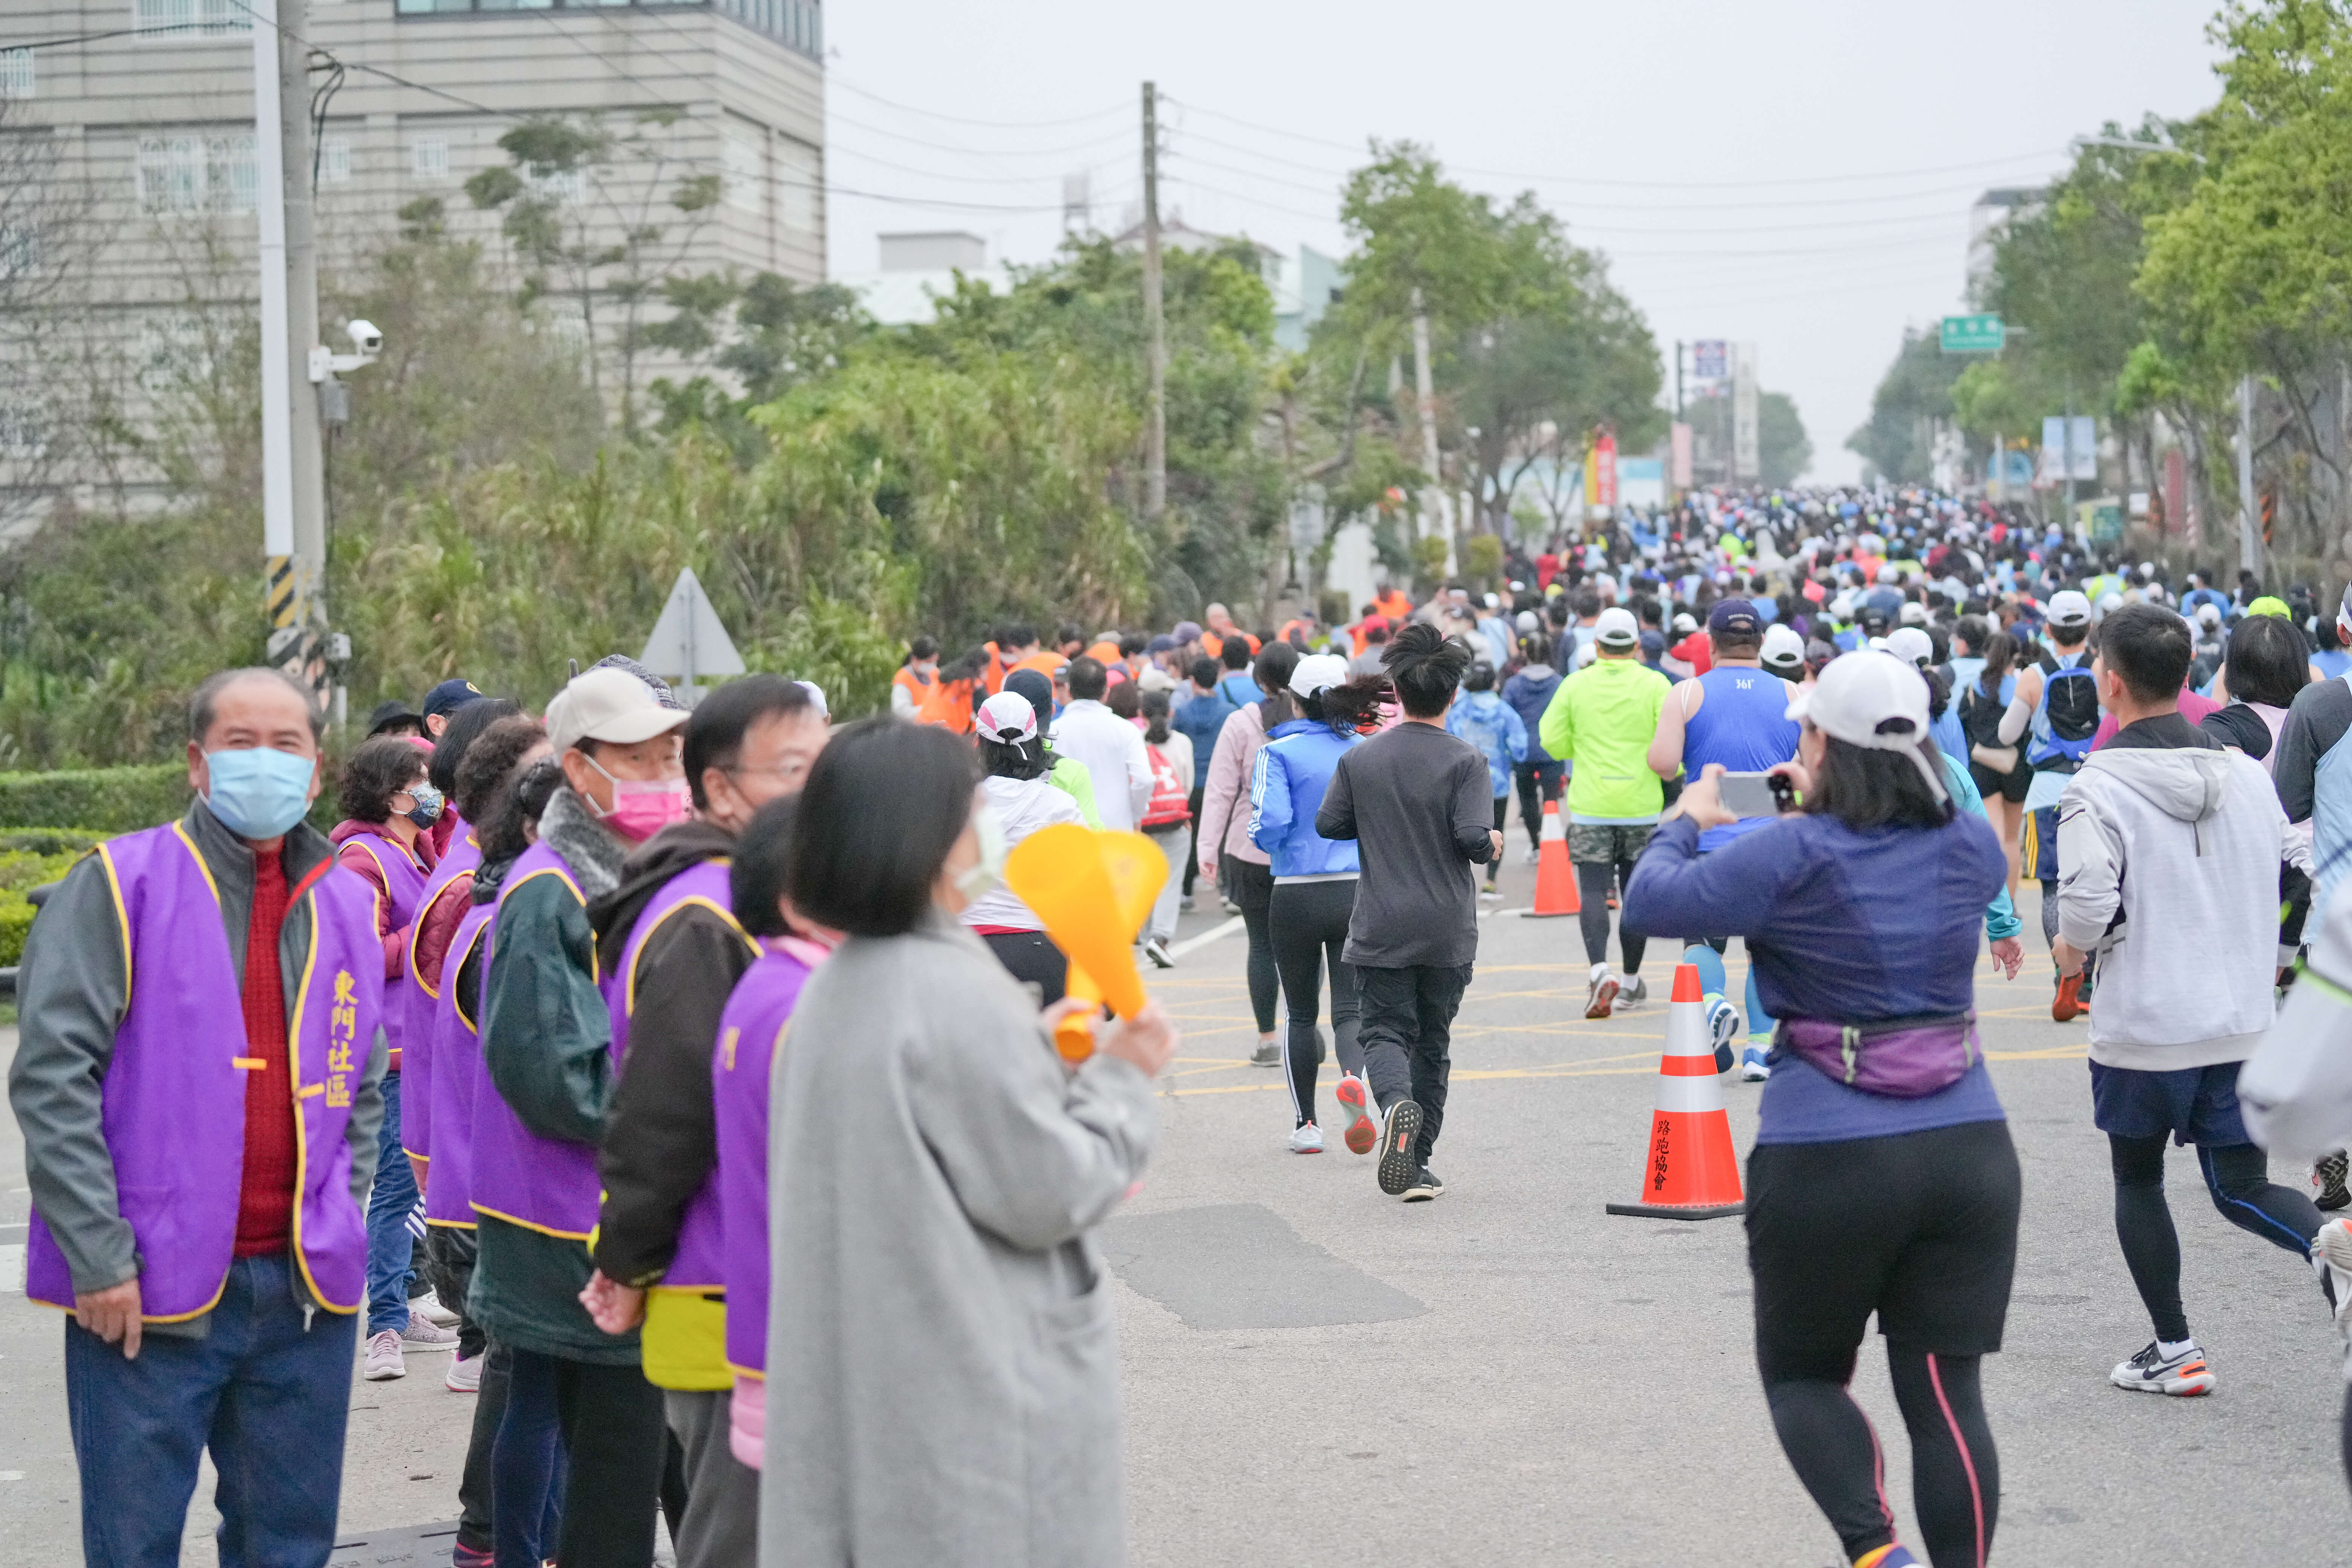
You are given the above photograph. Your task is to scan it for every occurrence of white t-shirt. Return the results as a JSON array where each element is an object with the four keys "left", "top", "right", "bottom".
[{"left": 962, "top": 774, "right": 1089, "bottom": 933}]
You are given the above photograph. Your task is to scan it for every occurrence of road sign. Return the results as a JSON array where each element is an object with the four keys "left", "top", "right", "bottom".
[
  {"left": 1940, "top": 314, "right": 2004, "bottom": 354},
  {"left": 640, "top": 567, "right": 745, "bottom": 704},
  {"left": 1692, "top": 340, "right": 1728, "bottom": 379}
]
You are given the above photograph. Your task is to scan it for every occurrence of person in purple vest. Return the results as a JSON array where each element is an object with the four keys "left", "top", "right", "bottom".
[
  {"left": 576, "top": 674, "right": 828, "bottom": 1568},
  {"left": 472, "top": 665, "right": 691, "bottom": 1568},
  {"left": 330, "top": 734, "right": 464, "bottom": 1383},
  {"left": 9, "top": 666, "right": 390, "bottom": 1567}
]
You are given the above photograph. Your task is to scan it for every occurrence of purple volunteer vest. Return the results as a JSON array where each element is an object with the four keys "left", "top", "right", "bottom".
[
  {"left": 599, "top": 858, "right": 753, "bottom": 1291},
  {"left": 423, "top": 900, "right": 495, "bottom": 1228},
  {"left": 340, "top": 829, "right": 432, "bottom": 1071},
  {"left": 400, "top": 833, "right": 482, "bottom": 1168},
  {"left": 715, "top": 939, "right": 825, "bottom": 1376},
  {"left": 469, "top": 838, "right": 605, "bottom": 1239},
  {"left": 26, "top": 820, "right": 383, "bottom": 1319}
]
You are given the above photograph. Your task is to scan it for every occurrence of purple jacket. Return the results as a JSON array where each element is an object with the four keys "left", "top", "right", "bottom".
[
  {"left": 717, "top": 939, "right": 825, "bottom": 1376},
  {"left": 422, "top": 900, "right": 495, "bottom": 1228}
]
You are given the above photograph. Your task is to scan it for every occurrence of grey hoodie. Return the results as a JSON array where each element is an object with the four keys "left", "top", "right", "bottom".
[{"left": 2057, "top": 732, "right": 2308, "bottom": 1069}]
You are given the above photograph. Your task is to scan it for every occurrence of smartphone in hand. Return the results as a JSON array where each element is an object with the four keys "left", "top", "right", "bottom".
[{"left": 1716, "top": 770, "right": 1795, "bottom": 819}]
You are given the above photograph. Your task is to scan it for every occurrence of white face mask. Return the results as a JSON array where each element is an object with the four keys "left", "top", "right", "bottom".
[{"left": 954, "top": 802, "right": 1009, "bottom": 900}]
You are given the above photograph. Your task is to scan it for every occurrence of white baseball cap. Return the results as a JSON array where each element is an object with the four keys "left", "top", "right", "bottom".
[
  {"left": 976, "top": 690, "right": 1038, "bottom": 743},
  {"left": 2047, "top": 590, "right": 2093, "bottom": 628},
  {"left": 1784, "top": 649, "right": 1947, "bottom": 802},
  {"left": 1884, "top": 626, "right": 1934, "bottom": 668},
  {"left": 545, "top": 667, "right": 691, "bottom": 756},
  {"left": 1593, "top": 606, "right": 1641, "bottom": 649},
  {"left": 1288, "top": 653, "right": 1351, "bottom": 699},
  {"left": 2195, "top": 602, "right": 2223, "bottom": 628},
  {"left": 1760, "top": 623, "right": 1805, "bottom": 673}
]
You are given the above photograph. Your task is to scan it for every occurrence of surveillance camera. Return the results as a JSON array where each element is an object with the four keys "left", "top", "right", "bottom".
[{"left": 346, "top": 319, "right": 383, "bottom": 355}]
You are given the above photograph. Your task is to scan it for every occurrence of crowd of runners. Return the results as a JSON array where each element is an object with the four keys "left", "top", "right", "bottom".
[{"left": 17, "top": 482, "right": 2352, "bottom": 1568}]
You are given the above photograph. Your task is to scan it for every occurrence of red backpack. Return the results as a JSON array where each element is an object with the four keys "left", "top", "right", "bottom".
[{"left": 1141, "top": 744, "right": 1191, "bottom": 828}]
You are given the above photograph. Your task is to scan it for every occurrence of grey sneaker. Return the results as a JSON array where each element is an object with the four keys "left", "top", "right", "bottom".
[
  {"left": 400, "top": 1310, "right": 459, "bottom": 1351},
  {"left": 364, "top": 1329, "right": 407, "bottom": 1381},
  {"left": 1376, "top": 1099, "right": 1424, "bottom": 1196},
  {"left": 1250, "top": 1038, "right": 1281, "bottom": 1069},
  {"left": 1617, "top": 975, "right": 1649, "bottom": 1009},
  {"left": 1403, "top": 1166, "right": 1446, "bottom": 1202}
]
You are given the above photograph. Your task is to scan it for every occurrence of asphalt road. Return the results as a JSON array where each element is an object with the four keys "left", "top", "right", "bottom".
[{"left": 1, "top": 842, "right": 2345, "bottom": 1565}]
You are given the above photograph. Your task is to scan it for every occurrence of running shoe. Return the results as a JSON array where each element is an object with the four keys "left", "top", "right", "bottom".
[
  {"left": 1250, "top": 1039, "right": 1281, "bottom": 1069},
  {"left": 1853, "top": 1548, "right": 1919, "bottom": 1568},
  {"left": 400, "top": 1310, "right": 459, "bottom": 1351},
  {"left": 1179, "top": 895, "right": 1196, "bottom": 913},
  {"left": 1705, "top": 995, "right": 1740, "bottom": 1075},
  {"left": 1376, "top": 1099, "right": 1425, "bottom": 1196},
  {"left": 1334, "top": 1075, "right": 1377, "bottom": 1155},
  {"left": 364, "top": 1329, "right": 406, "bottom": 1381},
  {"left": 2110, "top": 1340, "right": 2214, "bottom": 1396},
  {"left": 2317, "top": 1150, "right": 2351, "bottom": 1212},
  {"left": 1585, "top": 965, "right": 1620, "bottom": 1020},
  {"left": 1479, "top": 880, "right": 1502, "bottom": 900},
  {"left": 445, "top": 1353, "right": 484, "bottom": 1393},
  {"left": 452, "top": 1544, "right": 494, "bottom": 1568},
  {"left": 2052, "top": 970, "right": 2084, "bottom": 1023},
  {"left": 1402, "top": 1167, "right": 1445, "bottom": 1202},
  {"left": 1617, "top": 975, "right": 1648, "bottom": 1009},
  {"left": 1142, "top": 937, "right": 1175, "bottom": 970},
  {"left": 1522, "top": 845, "right": 1541, "bottom": 866},
  {"left": 1288, "top": 1122, "right": 1324, "bottom": 1155},
  {"left": 2315, "top": 1217, "right": 2352, "bottom": 1331},
  {"left": 1740, "top": 1046, "right": 1772, "bottom": 1083},
  {"left": 412, "top": 1288, "right": 461, "bottom": 1328}
]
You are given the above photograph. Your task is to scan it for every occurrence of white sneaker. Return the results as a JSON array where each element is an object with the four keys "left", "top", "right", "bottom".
[
  {"left": 364, "top": 1329, "right": 407, "bottom": 1381},
  {"left": 1584, "top": 965, "right": 1620, "bottom": 1020},
  {"left": 2111, "top": 1339, "right": 2214, "bottom": 1396},
  {"left": 444, "top": 1352, "right": 484, "bottom": 1393},
  {"left": 2315, "top": 1218, "right": 2352, "bottom": 1334},
  {"left": 412, "top": 1288, "right": 461, "bottom": 1328},
  {"left": 1288, "top": 1122, "right": 1324, "bottom": 1155},
  {"left": 1740, "top": 1046, "right": 1772, "bottom": 1083},
  {"left": 400, "top": 1310, "right": 459, "bottom": 1351},
  {"left": 1142, "top": 937, "right": 1175, "bottom": 970},
  {"left": 1522, "top": 845, "right": 1541, "bottom": 866},
  {"left": 1705, "top": 995, "right": 1741, "bottom": 1074}
]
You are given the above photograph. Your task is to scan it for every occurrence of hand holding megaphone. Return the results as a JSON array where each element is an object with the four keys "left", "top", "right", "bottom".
[{"left": 1043, "top": 996, "right": 1180, "bottom": 1078}]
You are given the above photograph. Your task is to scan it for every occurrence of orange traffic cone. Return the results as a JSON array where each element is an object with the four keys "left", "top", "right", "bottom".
[
  {"left": 1604, "top": 963, "right": 1744, "bottom": 1220},
  {"left": 1522, "top": 799, "right": 1579, "bottom": 918}
]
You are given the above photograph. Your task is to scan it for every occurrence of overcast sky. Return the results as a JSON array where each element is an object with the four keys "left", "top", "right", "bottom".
[{"left": 822, "top": 0, "right": 2230, "bottom": 485}]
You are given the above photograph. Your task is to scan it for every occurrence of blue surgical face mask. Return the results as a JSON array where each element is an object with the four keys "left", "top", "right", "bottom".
[
  {"left": 403, "top": 781, "right": 446, "bottom": 829},
  {"left": 202, "top": 747, "right": 316, "bottom": 840}
]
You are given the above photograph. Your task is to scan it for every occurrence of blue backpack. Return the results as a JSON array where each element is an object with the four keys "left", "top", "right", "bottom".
[{"left": 2031, "top": 653, "right": 2100, "bottom": 767}]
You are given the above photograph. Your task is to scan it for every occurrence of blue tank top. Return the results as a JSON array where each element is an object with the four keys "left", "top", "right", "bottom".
[{"left": 1683, "top": 665, "right": 1802, "bottom": 851}]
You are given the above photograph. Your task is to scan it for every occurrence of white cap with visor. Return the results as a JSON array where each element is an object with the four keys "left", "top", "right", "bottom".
[{"left": 1784, "top": 649, "right": 1948, "bottom": 804}]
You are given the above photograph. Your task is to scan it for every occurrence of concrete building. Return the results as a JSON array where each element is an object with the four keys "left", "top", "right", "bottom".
[
  {"left": 4, "top": 0, "right": 827, "bottom": 514},
  {"left": 842, "top": 229, "right": 1013, "bottom": 326}
]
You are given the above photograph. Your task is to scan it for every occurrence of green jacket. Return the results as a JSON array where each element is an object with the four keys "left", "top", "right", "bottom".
[{"left": 1539, "top": 656, "right": 1669, "bottom": 823}]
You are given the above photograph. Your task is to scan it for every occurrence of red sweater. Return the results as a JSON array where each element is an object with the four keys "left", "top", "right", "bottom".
[{"left": 234, "top": 851, "right": 297, "bottom": 1259}]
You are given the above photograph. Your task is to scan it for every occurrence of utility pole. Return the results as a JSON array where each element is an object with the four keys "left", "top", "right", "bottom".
[
  {"left": 1673, "top": 339, "right": 1684, "bottom": 421},
  {"left": 2238, "top": 372, "right": 2262, "bottom": 583},
  {"left": 1411, "top": 287, "right": 1442, "bottom": 551},
  {"left": 254, "top": 0, "right": 329, "bottom": 716},
  {"left": 1140, "top": 81, "right": 1165, "bottom": 523}
]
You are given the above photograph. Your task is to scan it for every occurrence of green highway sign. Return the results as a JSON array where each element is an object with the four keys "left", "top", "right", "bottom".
[{"left": 1940, "top": 314, "right": 2005, "bottom": 354}]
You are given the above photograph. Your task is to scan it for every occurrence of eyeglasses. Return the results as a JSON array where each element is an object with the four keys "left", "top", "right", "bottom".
[{"left": 725, "top": 760, "right": 813, "bottom": 784}]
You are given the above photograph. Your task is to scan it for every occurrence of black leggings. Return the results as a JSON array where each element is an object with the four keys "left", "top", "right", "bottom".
[
  {"left": 980, "top": 930, "right": 1068, "bottom": 1006},
  {"left": 1767, "top": 1346, "right": 1997, "bottom": 1567},
  {"left": 1575, "top": 858, "right": 1646, "bottom": 971},
  {"left": 1270, "top": 879, "right": 1361, "bottom": 1126},
  {"left": 2109, "top": 1134, "right": 2323, "bottom": 1343},
  {"left": 1229, "top": 858, "right": 1278, "bottom": 1035},
  {"left": 1512, "top": 761, "right": 1563, "bottom": 850}
]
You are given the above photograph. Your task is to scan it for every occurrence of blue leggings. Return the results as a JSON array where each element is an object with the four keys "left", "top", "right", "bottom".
[{"left": 1684, "top": 939, "right": 1773, "bottom": 1043}]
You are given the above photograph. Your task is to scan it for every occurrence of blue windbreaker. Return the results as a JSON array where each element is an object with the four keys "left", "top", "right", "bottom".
[
  {"left": 1446, "top": 691, "right": 1529, "bottom": 796},
  {"left": 1500, "top": 665, "right": 1562, "bottom": 765},
  {"left": 1247, "top": 719, "right": 1363, "bottom": 877}
]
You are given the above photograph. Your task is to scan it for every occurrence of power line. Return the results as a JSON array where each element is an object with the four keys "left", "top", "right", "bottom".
[
  {"left": 828, "top": 141, "right": 1123, "bottom": 188},
  {"left": 826, "top": 107, "right": 1130, "bottom": 162},
  {"left": 828, "top": 75, "right": 1130, "bottom": 132}
]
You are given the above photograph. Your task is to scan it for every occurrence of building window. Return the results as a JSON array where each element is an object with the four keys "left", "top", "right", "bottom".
[
  {"left": 775, "top": 137, "right": 817, "bottom": 237},
  {"left": 411, "top": 138, "right": 449, "bottom": 181},
  {"left": 723, "top": 130, "right": 763, "bottom": 215},
  {"left": 135, "top": 0, "right": 252, "bottom": 37},
  {"left": 393, "top": 0, "right": 822, "bottom": 60},
  {"left": 136, "top": 134, "right": 258, "bottom": 215},
  {"left": 0, "top": 49, "right": 33, "bottom": 98},
  {"left": 319, "top": 137, "right": 352, "bottom": 185},
  {"left": 0, "top": 403, "right": 45, "bottom": 461}
]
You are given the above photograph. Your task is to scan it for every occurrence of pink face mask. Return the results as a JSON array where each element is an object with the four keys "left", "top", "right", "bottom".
[{"left": 586, "top": 756, "right": 692, "bottom": 841}]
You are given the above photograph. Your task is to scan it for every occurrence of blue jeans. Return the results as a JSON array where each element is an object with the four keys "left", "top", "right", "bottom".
[
  {"left": 366, "top": 1069, "right": 418, "bottom": 1335},
  {"left": 65, "top": 1252, "right": 357, "bottom": 1568}
]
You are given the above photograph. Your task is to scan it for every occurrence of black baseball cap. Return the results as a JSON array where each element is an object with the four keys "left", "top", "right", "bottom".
[
  {"left": 422, "top": 678, "right": 485, "bottom": 721},
  {"left": 366, "top": 699, "right": 424, "bottom": 737},
  {"left": 1707, "top": 600, "right": 1762, "bottom": 639}
]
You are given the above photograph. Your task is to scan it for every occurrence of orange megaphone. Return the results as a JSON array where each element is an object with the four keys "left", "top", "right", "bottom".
[{"left": 1005, "top": 823, "right": 1167, "bottom": 1060}]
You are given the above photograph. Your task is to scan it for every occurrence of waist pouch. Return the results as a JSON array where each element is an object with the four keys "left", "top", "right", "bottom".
[{"left": 1777, "top": 1013, "right": 1981, "bottom": 1099}]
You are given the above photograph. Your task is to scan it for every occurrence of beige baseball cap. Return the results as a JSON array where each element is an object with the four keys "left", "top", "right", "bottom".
[{"left": 545, "top": 668, "right": 690, "bottom": 755}]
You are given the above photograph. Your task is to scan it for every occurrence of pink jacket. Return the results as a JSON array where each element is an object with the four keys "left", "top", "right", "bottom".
[{"left": 1196, "top": 701, "right": 1272, "bottom": 871}]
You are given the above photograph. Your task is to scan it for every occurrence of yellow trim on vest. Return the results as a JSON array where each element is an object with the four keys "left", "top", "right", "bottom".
[
  {"left": 446, "top": 916, "right": 490, "bottom": 1035},
  {"left": 423, "top": 1216, "right": 476, "bottom": 1230},
  {"left": 233, "top": 1056, "right": 266, "bottom": 1070},
  {"left": 624, "top": 893, "right": 756, "bottom": 1017},
  {"left": 170, "top": 821, "right": 222, "bottom": 906},
  {"left": 94, "top": 842, "right": 133, "bottom": 1009},
  {"left": 500, "top": 864, "right": 598, "bottom": 983},
  {"left": 403, "top": 1148, "right": 430, "bottom": 1163},
  {"left": 27, "top": 1267, "right": 239, "bottom": 1324},
  {"left": 344, "top": 837, "right": 395, "bottom": 939},
  {"left": 725, "top": 1363, "right": 766, "bottom": 1382},
  {"left": 469, "top": 1202, "right": 594, "bottom": 1243},
  {"left": 286, "top": 893, "right": 362, "bottom": 1315},
  {"left": 407, "top": 869, "right": 476, "bottom": 998}
]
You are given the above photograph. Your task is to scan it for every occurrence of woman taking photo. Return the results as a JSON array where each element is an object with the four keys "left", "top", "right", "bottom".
[
  {"left": 1958, "top": 630, "right": 2029, "bottom": 899},
  {"left": 964, "top": 690, "right": 1090, "bottom": 1003},
  {"left": 1197, "top": 641, "right": 1302, "bottom": 1068},
  {"left": 1248, "top": 654, "right": 1383, "bottom": 1156},
  {"left": 1623, "top": 651, "right": 2014, "bottom": 1568},
  {"left": 766, "top": 719, "right": 1179, "bottom": 1568}
]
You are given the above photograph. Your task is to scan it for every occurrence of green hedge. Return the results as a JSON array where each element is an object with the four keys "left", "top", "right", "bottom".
[
  {"left": 0, "top": 764, "right": 339, "bottom": 835},
  {"left": 0, "top": 831, "right": 103, "bottom": 967}
]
